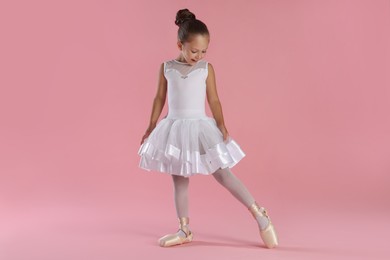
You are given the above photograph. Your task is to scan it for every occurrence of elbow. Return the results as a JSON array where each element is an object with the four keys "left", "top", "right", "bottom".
[
  {"left": 154, "top": 94, "right": 166, "bottom": 103},
  {"left": 208, "top": 99, "right": 220, "bottom": 106}
]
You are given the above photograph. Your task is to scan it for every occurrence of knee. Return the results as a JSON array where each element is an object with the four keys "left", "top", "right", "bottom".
[
  {"left": 172, "top": 174, "right": 189, "bottom": 187},
  {"left": 212, "top": 167, "right": 232, "bottom": 185}
]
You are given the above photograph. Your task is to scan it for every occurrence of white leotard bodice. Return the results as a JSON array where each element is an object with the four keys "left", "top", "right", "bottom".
[{"left": 163, "top": 59, "right": 209, "bottom": 119}]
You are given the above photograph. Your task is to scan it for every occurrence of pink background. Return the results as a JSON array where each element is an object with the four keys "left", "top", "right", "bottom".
[{"left": 1, "top": 0, "right": 389, "bottom": 259}]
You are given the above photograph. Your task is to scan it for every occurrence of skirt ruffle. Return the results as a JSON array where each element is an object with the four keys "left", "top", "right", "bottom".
[{"left": 137, "top": 117, "right": 246, "bottom": 177}]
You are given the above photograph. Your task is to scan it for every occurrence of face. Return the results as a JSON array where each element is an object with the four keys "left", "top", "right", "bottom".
[{"left": 177, "top": 34, "right": 209, "bottom": 65}]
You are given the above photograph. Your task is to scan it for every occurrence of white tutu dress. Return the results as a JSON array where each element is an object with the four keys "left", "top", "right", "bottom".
[{"left": 138, "top": 59, "right": 246, "bottom": 177}]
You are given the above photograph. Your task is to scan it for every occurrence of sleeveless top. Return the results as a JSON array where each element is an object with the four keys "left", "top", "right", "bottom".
[{"left": 163, "top": 59, "right": 209, "bottom": 119}]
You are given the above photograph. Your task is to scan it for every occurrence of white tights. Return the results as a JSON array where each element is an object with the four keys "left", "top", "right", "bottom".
[
  {"left": 171, "top": 167, "right": 269, "bottom": 237},
  {"left": 172, "top": 167, "right": 256, "bottom": 217}
]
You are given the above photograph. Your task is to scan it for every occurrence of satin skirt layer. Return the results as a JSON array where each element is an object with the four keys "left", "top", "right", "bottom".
[{"left": 138, "top": 116, "right": 246, "bottom": 177}]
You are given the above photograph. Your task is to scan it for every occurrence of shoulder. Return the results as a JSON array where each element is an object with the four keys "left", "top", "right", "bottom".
[
  {"left": 204, "top": 60, "right": 215, "bottom": 77},
  {"left": 159, "top": 61, "right": 170, "bottom": 80},
  {"left": 204, "top": 61, "right": 216, "bottom": 83},
  {"left": 162, "top": 59, "right": 170, "bottom": 67},
  {"left": 202, "top": 60, "right": 213, "bottom": 70},
  {"left": 159, "top": 62, "right": 165, "bottom": 73},
  {"left": 161, "top": 59, "right": 173, "bottom": 70},
  {"left": 199, "top": 60, "right": 213, "bottom": 73},
  {"left": 162, "top": 59, "right": 175, "bottom": 71}
]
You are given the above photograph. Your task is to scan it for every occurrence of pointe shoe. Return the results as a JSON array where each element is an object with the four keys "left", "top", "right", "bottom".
[
  {"left": 158, "top": 217, "right": 193, "bottom": 247},
  {"left": 248, "top": 201, "right": 279, "bottom": 248}
]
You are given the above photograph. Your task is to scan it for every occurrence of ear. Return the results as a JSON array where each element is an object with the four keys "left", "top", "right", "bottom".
[{"left": 177, "top": 41, "right": 183, "bottom": 50}]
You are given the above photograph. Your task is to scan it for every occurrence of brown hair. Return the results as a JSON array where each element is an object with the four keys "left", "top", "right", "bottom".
[{"left": 175, "top": 8, "right": 209, "bottom": 43}]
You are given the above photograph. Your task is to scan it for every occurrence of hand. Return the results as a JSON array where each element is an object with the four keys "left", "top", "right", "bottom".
[
  {"left": 140, "top": 132, "right": 150, "bottom": 145},
  {"left": 218, "top": 124, "right": 229, "bottom": 142},
  {"left": 140, "top": 124, "right": 156, "bottom": 145}
]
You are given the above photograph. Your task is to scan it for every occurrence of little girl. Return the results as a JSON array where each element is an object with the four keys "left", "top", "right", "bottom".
[{"left": 138, "top": 8, "right": 279, "bottom": 249}]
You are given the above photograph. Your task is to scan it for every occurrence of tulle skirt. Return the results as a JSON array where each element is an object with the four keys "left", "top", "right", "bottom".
[{"left": 137, "top": 116, "right": 246, "bottom": 177}]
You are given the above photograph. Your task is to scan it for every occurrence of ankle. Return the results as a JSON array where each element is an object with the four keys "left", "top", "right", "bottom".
[
  {"left": 256, "top": 215, "right": 270, "bottom": 230},
  {"left": 180, "top": 224, "right": 190, "bottom": 235},
  {"left": 178, "top": 217, "right": 191, "bottom": 235},
  {"left": 247, "top": 201, "right": 270, "bottom": 230}
]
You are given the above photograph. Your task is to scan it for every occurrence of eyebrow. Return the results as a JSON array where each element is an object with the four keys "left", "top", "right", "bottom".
[{"left": 192, "top": 48, "right": 208, "bottom": 51}]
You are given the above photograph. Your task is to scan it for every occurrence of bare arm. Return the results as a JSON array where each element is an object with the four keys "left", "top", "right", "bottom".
[
  {"left": 206, "top": 63, "right": 229, "bottom": 141},
  {"left": 141, "top": 62, "right": 167, "bottom": 144}
]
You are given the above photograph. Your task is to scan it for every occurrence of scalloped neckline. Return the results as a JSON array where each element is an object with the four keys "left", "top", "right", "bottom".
[{"left": 173, "top": 59, "right": 201, "bottom": 66}]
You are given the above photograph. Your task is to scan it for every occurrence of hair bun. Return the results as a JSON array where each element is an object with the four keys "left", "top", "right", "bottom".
[{"left": 175, "top": 8, "right": 196, "bottom": 26}]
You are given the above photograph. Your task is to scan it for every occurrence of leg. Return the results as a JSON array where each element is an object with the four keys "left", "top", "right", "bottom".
[
  {"left": 158, "top": 175, "right": 193, "bottom": 247},
  {"left": 212, "top": 167, "right": 279, "bottom": 248},
  {"left": 212, "top": 167, "right": 268, "bottom": 228},
  {"left": 172, "top": 174, "right": 189, "bottom": 218},
  {"left": 211, "top": 167, "right": 255, "bottom": 208}
]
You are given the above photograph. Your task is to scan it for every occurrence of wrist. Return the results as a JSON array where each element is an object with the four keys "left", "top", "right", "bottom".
[{"left": 147, "top": 122, "right": 156, "bottom": 130}]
